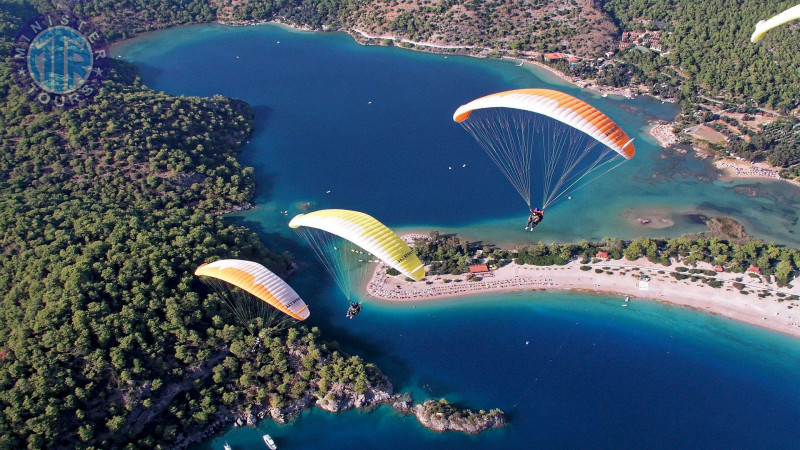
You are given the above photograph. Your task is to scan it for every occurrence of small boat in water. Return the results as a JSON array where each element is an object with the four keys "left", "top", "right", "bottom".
[
  {"left": 224, "top": 441, "right": 232, "bottom": 450},
  {"left": 263, "top": 434, "right": 277, "bottom": 450}
]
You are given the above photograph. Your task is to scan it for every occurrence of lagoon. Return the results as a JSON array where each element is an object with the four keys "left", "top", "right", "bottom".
[{"left": 114, "top": 23, "right": 800, "bottom": 449}]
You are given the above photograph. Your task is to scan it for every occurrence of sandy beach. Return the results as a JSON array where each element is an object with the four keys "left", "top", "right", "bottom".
[
  {"left": 647, "top": 123, "right": 679, "bottom": 148},
  {"left": 368, "top": 242, "right": 800, "bottom": 338},
  {"left": 714, "top": 158, "right": 781, "bottom": 181}
]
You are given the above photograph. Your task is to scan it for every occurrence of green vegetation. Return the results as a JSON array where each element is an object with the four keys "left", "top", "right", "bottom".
[
  {"left": 0, "top": 60, "right": 276, "bottom": 446},
  {"left": 415, "top": 398, "right": 505, "bottom": 433},
  {"left": 418, "top": 224, "right": 800, "bottom": 286},
  {"left": 21, "top": 0, "right": 800, "bottom": 170},
  {"left": 602, "top": 0, "right": 800, "bottom": 110},
  {"left": 2, "top": 0, "right": 800, "bottom": 446},
  {"left": 0, "top": 5, "right": 508, "bottom": 447},
  {"left": 600, "top": 1, "right": 800, "bottom": 172},
  {"left": 0, "top": 5, "right": 391, "bottom": 447},
  {"left": 423, "top": 398, "right": 501, "bottom": 421},
  {"left": 411, "top": 232, "right": 473, "bottom": 275},
  {"left": 514, "top": 241, "right": 572, "bottom": 266},
  {"left": 74, "top": 0, "right": 217, "bottom": 40},
  {"left": 412, "top": 231, "right": 510, "bottom": 276}
]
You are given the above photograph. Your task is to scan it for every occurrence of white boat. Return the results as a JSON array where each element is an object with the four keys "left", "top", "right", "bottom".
[
  {"left": 224, "top": 442, "right": 232, "bottom": 450},
  {"left": 263, "top": 434, "right": 277, "bottom": 450}
]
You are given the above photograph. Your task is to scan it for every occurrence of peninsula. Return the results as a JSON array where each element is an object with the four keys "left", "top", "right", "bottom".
[{"left": 368, "top": 231, "right": 800, "bottom": 338}]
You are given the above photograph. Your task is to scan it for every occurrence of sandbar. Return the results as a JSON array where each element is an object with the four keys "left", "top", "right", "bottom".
[
  {"left": 622, "top": 208, "right": 675, "bottom": 229},
  {"left": 368, "top": 244, "right": 800, "bottom": 338}
]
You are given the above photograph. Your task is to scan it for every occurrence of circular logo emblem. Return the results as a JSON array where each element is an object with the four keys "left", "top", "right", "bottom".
[{"left": 11, "top": 10, "right": 109, "bottom": 109}]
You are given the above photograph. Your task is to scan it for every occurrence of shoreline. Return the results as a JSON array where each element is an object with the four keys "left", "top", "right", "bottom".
[
  {"left": 644, "top": 123, "right": 797, "bottom": 186},
  {"left": 261, "top": 19, "right": 796, "bottom": 189},
  {"left": 713, "top": 158, "right": 789, "bottom": 182},
  {"left": 113, "top": 19, "right": 800, "bottom": 338},
  {"left": 646, "top": 122, "right": 680, "bottom": 148},
  {"left": 369, "top": 244, "right": 800, "bottom": 339},
  {"left": 114, "top": 18, "right": 797, "bottom": 190}
]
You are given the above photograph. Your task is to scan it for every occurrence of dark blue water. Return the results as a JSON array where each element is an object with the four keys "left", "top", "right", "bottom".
[{"left": 114, "top": 24, "right": 800, "bottom": 449}]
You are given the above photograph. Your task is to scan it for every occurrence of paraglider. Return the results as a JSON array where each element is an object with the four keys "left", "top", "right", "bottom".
[
  {"left": 751, "top": 4, "right": 800, "bottom": 42},
  {"left": 453, "top": 89, "right": 635, "bottom": 224},
  {"left": 195, "top": 259, "right": 309, "bottom": 332},
  {"left": 346, "top": 302, "right": 362, "bottom": 319},
  {"left": 289, "top": 209, "right": 425, "bottom": 318},
  {"left": 525, "top": 208, "right": 545, "bottom": 231}
]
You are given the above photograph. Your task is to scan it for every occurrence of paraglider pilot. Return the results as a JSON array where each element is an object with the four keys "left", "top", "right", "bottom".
[
  {"left": 525, "top": 208, "right": 545, "bottom": 231},
  {"left": 346, "top": 302, "right": 362, "bottom": 319}
]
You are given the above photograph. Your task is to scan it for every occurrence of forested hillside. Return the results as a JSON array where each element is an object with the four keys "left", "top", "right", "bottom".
[
  {"left": 603, "top": 0, "right": 800, "bottom": 111},
  {"left": 2, "top": 0, "right": 800, "bottom": 446},
  {"left": 0, "top": 3, "right": 391, "bottom": 447},
  {"left": 31, "top": 0, "right": 800, "bottom": 113}
]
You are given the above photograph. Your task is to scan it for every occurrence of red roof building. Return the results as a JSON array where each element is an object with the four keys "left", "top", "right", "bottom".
[
  {"left": 469, "top": 264, "right": 490, "bottom": 273},
  {"left": 714, "top": 266, "right": 724, "bottom": 273},
  {"left": 747, "top": 265, "right": 761, "bottom": 274},
  {"left": 596, "top": 251, "right": 610, "bottom": 260}
]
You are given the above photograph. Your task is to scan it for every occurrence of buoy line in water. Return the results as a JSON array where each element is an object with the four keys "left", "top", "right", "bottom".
[{"left": 512, "top": 321, "right": 580, "bottom": 409}]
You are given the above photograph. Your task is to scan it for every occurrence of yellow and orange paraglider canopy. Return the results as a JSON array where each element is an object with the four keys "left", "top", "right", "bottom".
[
  {"left": 454, "top": 88, "right": 634, "bottom": 159},
  {"left": 195, "top": 259, "right": 309, "bottom": 321},
  {"left": 453, "top": 88, "right": 635, "bottom": 209}
]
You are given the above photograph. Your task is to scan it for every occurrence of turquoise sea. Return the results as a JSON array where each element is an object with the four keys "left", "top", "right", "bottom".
[{"left": 114, "top": 24, "right": 800, "bottom": 449}]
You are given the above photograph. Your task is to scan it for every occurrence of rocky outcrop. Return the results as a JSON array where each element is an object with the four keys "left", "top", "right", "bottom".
[
  {"left": 316, "top": 374, "right": 394, "bottom": 413},
  {"left": 263, "top": 396, "right": 316, "bottom": 424},
  {"left": 396, "top": 397, "right": 506, "bottom": 434},
  {"left": 226, "top": 373, "right": 395, "bottom": 427},
  {"left": 212, "top": 202, "right": 253, "bottom": 215}
]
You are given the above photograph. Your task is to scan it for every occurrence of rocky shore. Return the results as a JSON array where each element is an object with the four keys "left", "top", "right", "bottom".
[
  {"left": 394, "top": 396, "right": 507, "bottom": 434},
  {"left": 212, "top": 202, "right": 253, "bottom": 216},
  {"left": 175, "top": 366, "right": 503, "bottom": 448}
]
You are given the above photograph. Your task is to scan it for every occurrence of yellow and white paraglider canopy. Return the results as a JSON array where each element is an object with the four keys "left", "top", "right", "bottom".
[
  {"left": 195, "top": 259, "right": 309, "bottom": 321},
  {"left": 289, "top": 209, "right": 425, "bottom": 282},
  {"left": 751, "top": 4, "right": 800, "bottom": 42}
]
